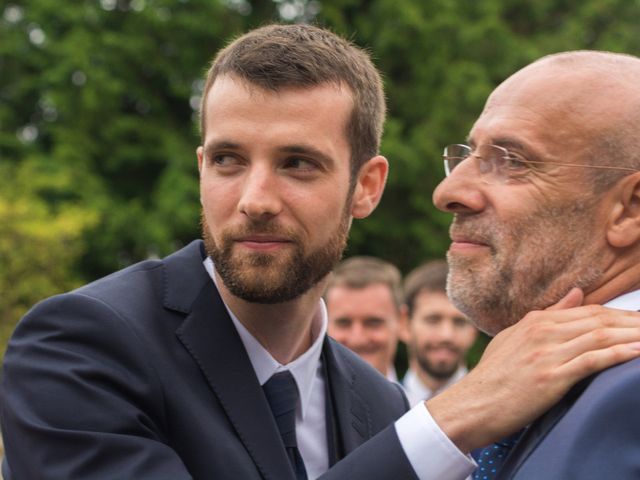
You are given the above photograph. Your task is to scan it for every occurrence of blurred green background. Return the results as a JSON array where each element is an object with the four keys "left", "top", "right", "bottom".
[{"left": 3, "top": 0, "right": 640, "bottom": 369}]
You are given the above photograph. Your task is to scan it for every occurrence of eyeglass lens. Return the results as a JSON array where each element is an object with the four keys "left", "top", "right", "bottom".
[{"left": 443, "top": 144, "right": 513, "bottom": 181}]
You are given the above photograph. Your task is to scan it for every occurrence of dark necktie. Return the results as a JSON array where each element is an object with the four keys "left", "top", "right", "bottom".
[
  {"left": 473, "top": 430, "right": 523, "bottom": 480},
  {"left": 262, "top": 371, "right": 308, "bottom": 480}
]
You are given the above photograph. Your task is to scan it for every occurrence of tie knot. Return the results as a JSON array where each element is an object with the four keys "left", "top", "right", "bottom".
[{"left": 263, "top": 371, "right": 299, "bottom": 447}]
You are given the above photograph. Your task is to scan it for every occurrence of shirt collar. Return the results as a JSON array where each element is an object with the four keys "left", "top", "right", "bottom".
[
  {"left": 603, "top": 289, "right": 640, "bottom": 310},
  {"left": 203, "top": 257, "right": 326, "bottom": 420},
  {"left": 403, "top": 365, "right": 468, "bottom": 400}
]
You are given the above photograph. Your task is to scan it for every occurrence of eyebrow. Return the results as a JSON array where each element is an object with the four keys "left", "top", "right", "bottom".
[
  {"left": 203, "top": 141, "right": 335, "bottom": 166},
  {"left": 466, "top": 135, "right": 543, "bottom": 162},
  {"left": 492, "top": 137, "right": 544, "bottom": 163},
  {"left": 280, "top": 144, "right": 335, "bottom": 166},
  {"left": 203, "top": 141, "right": 241, "bottom": 161}
]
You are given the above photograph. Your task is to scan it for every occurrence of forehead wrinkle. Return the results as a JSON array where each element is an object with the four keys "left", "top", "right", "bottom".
[{"left": 470, "top": 106, "right": 567, "bottom": 164}]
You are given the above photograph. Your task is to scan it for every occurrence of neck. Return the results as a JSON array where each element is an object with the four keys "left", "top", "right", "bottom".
[
  {"left": 582, "top": 254, "right": 640, "bottom": 305},
  {"left": 411, "top": 359, "right": 457, "bottom": 393},
  {"left": 216, "top": 274, "right": 329, "bottom": 365}
]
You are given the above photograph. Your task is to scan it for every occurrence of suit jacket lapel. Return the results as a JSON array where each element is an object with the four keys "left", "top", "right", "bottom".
[
  {"left": 164, "top": 241, "right": 295, "bottom": 480},
  {"left": 498, "top": 375, "right": 595, "bottom": 478},
  {"left": 322, "top": 338, "right": 370, "bottom": 456}
]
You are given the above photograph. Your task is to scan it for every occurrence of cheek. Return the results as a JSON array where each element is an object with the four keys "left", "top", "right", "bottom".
[
  {"left": 372, "top": 329, "right": 393, "bottom": 347},
  {"left": 412, "top": 324, "right": 433, "bottom": 342},
  {"left": 456, "top": 331, "right": 477, "bottom": 349},
  {"left": 328, "top": 326, "right": 348, "bottom": 343},
  {"left": 292, "top": 187, "right": 350, "bottom": 227},
  {"left": 202, "top": 187, "right": 239, "bottom": 223}
]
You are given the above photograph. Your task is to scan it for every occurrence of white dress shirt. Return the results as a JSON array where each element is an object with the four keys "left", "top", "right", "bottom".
[
  {"left": 204, "top": 258, "right": 476, "bottom": 479},
  {"left": 403, "top": 366, "right": 469, "bottom": 407},
  {"left": 603, "top": 289, "right": 640, "bottom": 310}
]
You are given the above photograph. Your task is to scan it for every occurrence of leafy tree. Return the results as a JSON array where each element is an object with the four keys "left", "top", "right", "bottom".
[{"left": 3, "top": 0, "right": 640, "bottom": 362}]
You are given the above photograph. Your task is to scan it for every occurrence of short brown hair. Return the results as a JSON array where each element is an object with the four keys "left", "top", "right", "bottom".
[
  {"left": 403, "top": 260, "right": 448, "bottom": 317},
  {"left": 325, "top": 256, "right": 403, "bottom": 311},
  {"left": 199, "top": 24, "right": 386, "bottom": 180}
]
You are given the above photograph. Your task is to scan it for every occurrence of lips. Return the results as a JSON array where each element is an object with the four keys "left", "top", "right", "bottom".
[
  {"left": 425, "top": 344, "right": 460, "bottom": 355},
  {"left": 449, "top": 222, "right": 492, "bottom": 250},
  {"left": 450, "top": 235, "right": 487, "bottom": 246},
  {"left": 449, "top": 234, "right": 490, "bottom": 252},
  {"left": 425, "top": 345, "right": 461, "bottom": 362},
  {"left": 235, "top": 235, "right": 293, "bottom": 252},
  {"left": 236, "top": 235, "right": 292, "bottom": 243}
]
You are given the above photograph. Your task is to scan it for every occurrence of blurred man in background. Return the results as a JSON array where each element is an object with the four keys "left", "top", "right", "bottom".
[
  {"left": 325, "top": 256, "right": 404, "bottom": 380},
  {"left": 400, "top": 260, "right": 477, "bottom": 405}
]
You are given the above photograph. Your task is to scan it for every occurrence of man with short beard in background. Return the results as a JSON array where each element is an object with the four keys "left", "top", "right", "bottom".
[{"left": 401, "top": 260, "right": 477, "bottom": 406}]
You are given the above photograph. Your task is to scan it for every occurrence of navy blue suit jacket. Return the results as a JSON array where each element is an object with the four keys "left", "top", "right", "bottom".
[
  {"left": 496, "top": 356, "right": 640, "bottom": 479},
  {"left": 1, "top": 241, "right": 416, "bottom": 479}
]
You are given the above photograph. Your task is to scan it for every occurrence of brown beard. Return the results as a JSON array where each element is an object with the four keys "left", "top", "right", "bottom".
[
  {"left": 201, "top": 209, "right": 350, "bottom": 304},
  {"left": 413, "top": 341, "right": 462, "bottom": 381}
]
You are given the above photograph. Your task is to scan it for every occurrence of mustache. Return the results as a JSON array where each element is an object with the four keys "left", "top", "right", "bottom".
[
  {"left": 202, "top": 210, "right": 300, "bottom": 242},
  {"left": 450, "top": 217, "right": 494, "bottom": 245},
  {"left": 422, "top": 342, "right": 462, "bottom": 355},
  {"left": 226, "top": 222, "right": 300, "bottom": 241}
]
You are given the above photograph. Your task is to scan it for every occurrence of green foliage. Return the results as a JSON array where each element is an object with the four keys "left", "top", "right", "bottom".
[
  {"left": 3, "top": 0, "right": 640, "bottom": 359},
  {"left": 0, "top": 160, "right": 98, "bottom": 354}
]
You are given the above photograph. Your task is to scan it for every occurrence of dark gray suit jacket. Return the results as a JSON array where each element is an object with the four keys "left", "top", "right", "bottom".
[
  {"left": 496, "top": 356, "right": 640, "bottom": 479},
  {"left": 1, "top": 241, "right": 416, "bottom": 479}
]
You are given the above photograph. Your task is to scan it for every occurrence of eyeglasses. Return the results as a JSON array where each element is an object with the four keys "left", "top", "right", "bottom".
[{"left": 443, "top": 144, "right": 640, "bottom": 183}]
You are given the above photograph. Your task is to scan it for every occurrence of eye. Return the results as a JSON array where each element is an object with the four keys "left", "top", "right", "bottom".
[
  {"left": 363, "top": 317, "right": 385, "bottom": 330},
  {"left": 422, "top": 314, "right": 442, "bottom": 326},
  {"left": 332, "top": 318, "right": 352, "bottom": 329},
  {"left": 207, "top": 153, "right": 245, "bottom": 175},
  {"left": 283, "top": 156, "right": 318, "bottom": 170},
  {"left": 503, "top": 152, "right": 529, "bottom": 171},
  {"left": 211, "top": 154, "right": 238, "bottom": 166},
  {"left": 453, "top": 317, "right": 471, "bottom": 329}
]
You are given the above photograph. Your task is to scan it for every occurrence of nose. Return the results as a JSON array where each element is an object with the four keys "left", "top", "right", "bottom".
[
  {"left": 434, "top": 319, "right": 456, "bottom": 342},
  {"left": 346, "top": 322, "right": 368, "bottom": 350},
  {"left": 237, "top": 165, "right": 282, "bottom": 221},
  {"left": 432, "top": 158, "right": 487, "bottom": 214}
]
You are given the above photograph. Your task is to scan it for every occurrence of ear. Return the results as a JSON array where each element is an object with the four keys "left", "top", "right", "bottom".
[
  {"left": 196, "top": 146, "right": 204, "bottom": 174},
  {"left": 607, "top": 172, "right": 640, "bottom": 248},
  {"left": 350, "top": 155, "right": 389, "bottom": 219}
]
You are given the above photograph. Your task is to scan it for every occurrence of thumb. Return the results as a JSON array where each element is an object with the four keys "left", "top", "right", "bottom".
[{"left": 546, "top": 287, "right": 584, "bottom": 311}]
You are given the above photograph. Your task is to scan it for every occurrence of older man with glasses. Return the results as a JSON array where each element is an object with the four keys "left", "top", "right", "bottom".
[{"left": 433, "top": 50, "right": 640, "bottom": 479}]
